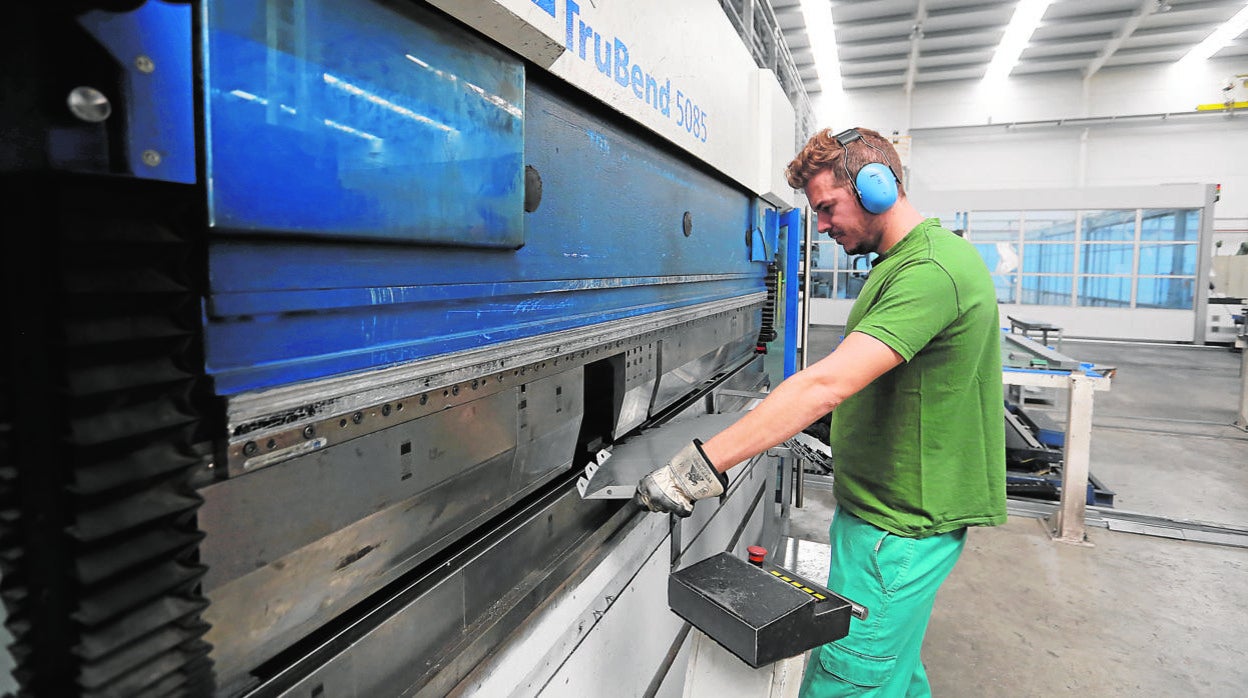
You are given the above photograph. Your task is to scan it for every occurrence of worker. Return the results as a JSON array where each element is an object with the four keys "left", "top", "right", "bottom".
[{"left": 635, "top": 127, "right": 1006, "bottom": 696}]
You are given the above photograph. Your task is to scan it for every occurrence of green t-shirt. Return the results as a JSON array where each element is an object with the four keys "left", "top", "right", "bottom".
[{"left": 830, "top": 218, "right": 1006, "bottom": 537}]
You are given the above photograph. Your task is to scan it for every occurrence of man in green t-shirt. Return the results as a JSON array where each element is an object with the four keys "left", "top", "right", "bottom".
[{"left": 635, "top": 127, "right": 1005, "bottom": 697}]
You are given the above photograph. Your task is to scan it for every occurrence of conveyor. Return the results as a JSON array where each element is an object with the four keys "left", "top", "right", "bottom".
[{"left": 0, "top": 1, "right": 818, "bottom": 695}]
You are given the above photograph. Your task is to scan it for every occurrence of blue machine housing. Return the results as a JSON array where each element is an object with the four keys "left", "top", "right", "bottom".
[
  {"left": 203, "top": 0, "right": 525, "bottom": 248},
  {"left": 2, "top": 3, "right": 788, "bottom": 696},
  {"left": 200, "top": 0, "right": 770, "bottom": 396}
]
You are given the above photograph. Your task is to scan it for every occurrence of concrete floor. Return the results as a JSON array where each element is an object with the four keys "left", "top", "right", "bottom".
[{"left": 788, "top": 326, "right": 1248, "bottom": 697}]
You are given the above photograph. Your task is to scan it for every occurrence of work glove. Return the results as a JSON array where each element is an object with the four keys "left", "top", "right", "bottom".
[{"left": 634, "top": 440, "right": 728, "bottom": 518}]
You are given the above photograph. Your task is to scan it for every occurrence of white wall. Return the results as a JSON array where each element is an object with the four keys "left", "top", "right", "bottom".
[{"left": 806, "top": 58, "right": 1248, "bottom": 342}]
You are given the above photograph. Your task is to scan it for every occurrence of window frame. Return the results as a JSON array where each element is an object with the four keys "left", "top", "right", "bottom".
[{"left": 963, "top": 207, "right": 1199, "bottom": 310}]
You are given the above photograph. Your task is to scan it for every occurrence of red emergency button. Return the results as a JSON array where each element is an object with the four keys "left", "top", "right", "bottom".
[{"left": 747, "top": 545, "right": 767, "bottom": 566}]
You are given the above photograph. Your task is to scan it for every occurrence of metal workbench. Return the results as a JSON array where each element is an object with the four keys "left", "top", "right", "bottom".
[{"left": 1001, "top": 332, "right": 1114, "bottom": 545}]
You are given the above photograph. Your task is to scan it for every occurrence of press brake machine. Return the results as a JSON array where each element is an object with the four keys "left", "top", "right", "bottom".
[{"left": 0, "top": 1, "right": 819, "bottom": 695}]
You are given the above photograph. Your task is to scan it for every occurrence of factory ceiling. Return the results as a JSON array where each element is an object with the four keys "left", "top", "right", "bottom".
[{"left": 768, "top": 0, "right": 1248, "bottom": 94}]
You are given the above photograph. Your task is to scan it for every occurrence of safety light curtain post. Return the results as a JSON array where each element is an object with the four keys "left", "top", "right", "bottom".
[{"left": 782, "top": 207, "right": 802, "bottom": 378}]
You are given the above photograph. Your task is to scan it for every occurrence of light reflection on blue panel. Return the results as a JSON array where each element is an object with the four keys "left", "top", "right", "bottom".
[{"left": 203, "top": 0, "right": 523, "bottom": 247}]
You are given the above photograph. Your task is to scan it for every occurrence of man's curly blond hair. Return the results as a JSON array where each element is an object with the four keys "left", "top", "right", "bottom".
[{"left": 785, "top": 127, "right": 905, "bottom": 198}]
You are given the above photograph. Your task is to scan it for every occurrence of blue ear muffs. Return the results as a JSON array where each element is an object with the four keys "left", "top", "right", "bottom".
[
  {"left": 834, "top": 128, "right": 901, "bottom": 214},
  {"left": 855, "top": 162, "right": 899, "bottom": 214}
]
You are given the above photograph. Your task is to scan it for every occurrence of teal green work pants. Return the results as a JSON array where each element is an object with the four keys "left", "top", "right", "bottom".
[{"left": 799, "top": 507, "right": 966, "bottom": 698}]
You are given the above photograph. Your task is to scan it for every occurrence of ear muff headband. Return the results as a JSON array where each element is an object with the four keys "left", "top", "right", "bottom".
[{"left": 834, "top": 129, "right": 900, "bottom": 214}]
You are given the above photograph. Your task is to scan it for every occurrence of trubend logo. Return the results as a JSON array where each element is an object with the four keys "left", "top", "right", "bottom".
[{"left": 528, "top": 0, "right": 710, "bottom": 143}]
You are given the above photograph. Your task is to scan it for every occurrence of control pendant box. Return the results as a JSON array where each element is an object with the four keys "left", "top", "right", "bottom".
[{"left": 668, "top": 552, "right": 858, "bottom": 668}]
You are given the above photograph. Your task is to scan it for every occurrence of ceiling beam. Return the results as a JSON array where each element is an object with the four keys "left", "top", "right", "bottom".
[
  {"left": 1083, "top": 0, "right": 1158, "bottom": 79},
  {"left": 904, "top": 0, "right": 930, "bottom": 95},
  {"left": 924, "top": 0, "right": 1017, "bottom": 21},
  {"left": 1134, "top": 21, "right": 1239, "bottom": 39},
  {"left": 912, "top": 24, "right": 1010, "bottom": 42},
  {"left": 1029, "top": 31, "right": 1118, "bottom": 47},
  {"left": 832, "top": 12, "right": 924, "bottom": 31}
]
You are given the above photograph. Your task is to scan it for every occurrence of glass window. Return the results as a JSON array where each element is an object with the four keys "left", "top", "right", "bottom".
[
  {"left": 974, "top": 243, "right": 1000, "bottom": 272},
  {"left": 809, "top": 271, "right": 837, "bottom": 299},
  {"left": 809, "top": 241, "right": 837, "bottom": 271},
  {"left": 973, "top": 241, "right": 1019, "bottom": 275},
  {"left": 1022, "top": 243, "right": 1074, "bottom": 274},
  {"left": 1020, "top": 275, "right": 1072, "bottom": 305},
  {"left": 1080, "top": 243, "right": 1134, "bottom": 275},
  {"left": 967, "top": 211, "right": 1021, "bottom": 241},
  {"left": 1078, "top": 277, "right": 1132, "bottom": 307},
  {"left": 991, "top": 274, "right": 1016, "bottom": 304},
  {"left": 1141, "top": 209, "right": 1200, "bottom": 241},
  {"left": 1137, "top": 277, "right": 1194, "bottom": 309},
  {"left": 1023, "top": 211, "right": 1076, "bottom": 241},
  {"left": 957, "top": 204, "right": 1203, "bottom": 310},
  {"left": 1138, "top": 243, "right": 1197, "bottom": 276},
  {"left": 808, "top": 270, "right": 870, "bottom": 299},
  {"left": 837, "top": 271, "right": 868, "bottom": 299},
  {"left": 848, "top": 253, "right": 874, "bottom": 275},
  {"left": 1081, "top": 210, "right": 1136, "bottom": 242},
  {"left": 925, "top": 210, "right": 965, "bottom": 235},
  {"left": 825, "top": 244, "right": 876, "bottom": 273}
]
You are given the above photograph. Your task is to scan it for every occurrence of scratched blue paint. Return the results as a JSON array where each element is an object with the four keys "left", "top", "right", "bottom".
[
  {"left": 76, "top": 0, "right": 196, "bottom": 183},
  {"left": 208, "top": 275, "right": 757, "bottom": 316},
  {"left": 201, "top": 5, "right": 769, "bottom": 395},
  {"left": 202, "top": 0, "right": 523, "bottom": 247},
  {"left": 206, "top": 278, "right": 757, "bottom": 392}
]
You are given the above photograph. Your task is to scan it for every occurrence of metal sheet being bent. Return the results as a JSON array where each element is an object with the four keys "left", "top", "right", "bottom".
[{"left": 576, "top": 411, "right": 749, "bottom": 500}]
